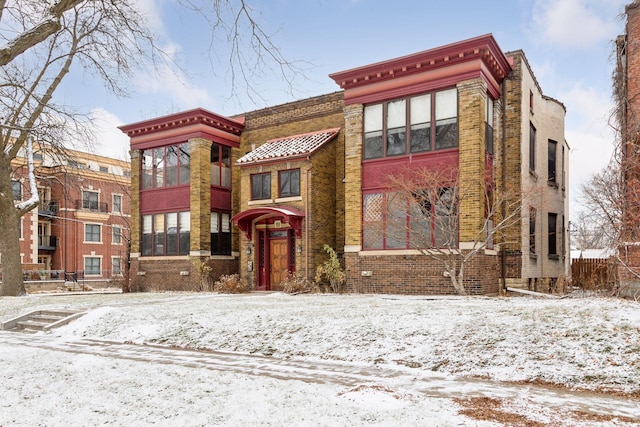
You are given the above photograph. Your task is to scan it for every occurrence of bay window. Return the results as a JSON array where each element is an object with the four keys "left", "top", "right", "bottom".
[
  {"left": 363, "top": 188, "right": 458, "bottom": 250},
  {"left": 141, "top": 143, "right": 190, "bottom": 190},
  {"left": 363, "top": 88, "right": 458, "bottom": 160},
  {"left": 141, "top": 211, "right": 191, "bottom": 256}
]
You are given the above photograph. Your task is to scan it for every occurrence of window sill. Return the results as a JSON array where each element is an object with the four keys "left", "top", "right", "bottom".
[
  {"left": 248, "top": 199, "right": 274, "bottom": 206},
  {"left": 83, "top": 241, "right": 103, "bottom": 244},
  {"left": 276, "top": 196, "right": 302, "bottom": 203},
  {"left": 529, "top": 253, "right": 538, "bottom": 260},
  {"left": 548, "top": 181, "right": 559, "bottom": 189},
  {"left": 529, "top": 170, "right": 538, "bottom": 181},
  {"left": 548, "top": 254, "right": 560, "bottom": 261}
]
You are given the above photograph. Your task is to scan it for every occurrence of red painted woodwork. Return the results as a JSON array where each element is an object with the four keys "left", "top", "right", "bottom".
[
  {"left": 211, "top": 187, "right": 232, "bottom": 211},
  {"left": 330, "top": 34, "right": 511, "bottom": 104},
  {"left": 362, "top": 150, "right": 459, "bottom": 191},
  {"left": 140, "top": 186, "right": 190, "bottom": 213}
]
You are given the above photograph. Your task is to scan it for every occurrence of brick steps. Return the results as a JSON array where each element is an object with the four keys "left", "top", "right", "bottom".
[{"left": 1, "top": 309, "right": 85, "bottom": 333}]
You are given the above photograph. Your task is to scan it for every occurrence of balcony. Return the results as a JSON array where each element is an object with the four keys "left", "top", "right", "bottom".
[
  {"left": 38, "top": 201, "right": 59, "bottom": 218},
  {"left": 38, "top": 235, "right": 58, "bottom": 250},
  {"left": 75, "top": 199, "right": 108, "bottom": 213}
]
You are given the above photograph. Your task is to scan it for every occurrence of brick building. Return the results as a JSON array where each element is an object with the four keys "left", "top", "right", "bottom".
[
  {"left": 121, "top": 34, "right": 569, "bottom": 294},
  {"left": 615, "top": 1, "right": 640, "bottom": 297},
  {"left": 8, "top": 147, "right": 131, "bottom": 291}
]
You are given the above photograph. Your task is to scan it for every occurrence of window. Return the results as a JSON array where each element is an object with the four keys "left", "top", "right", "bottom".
[
  {"left": 529, "top": 207, "right": 536, "bottom": 254},
  {"left": 141, "top": 211, "right": 190, "bottom": 256},
  {"left": 84, "top": 257, "right": 101, "bottom": 275},
  {"left": 154, "top": 147, "right": 165, "bottom": 187},
  {"left": 211, "top": 212, "right": 231, "bottom": 255},
  {"left": 548, "top": 212, "right": 557, "bottom": 257},
  {"left": 410, "top": 94, "right": 431, "bottom": 153},
  {"left": 211, "top": 144, "right": 231, "bottom": 188},
  {"left": 562, "top": 145, "right": 566, "bottom": 189},
  {"left": 141, "top": 143, "right": 190, "bottom": 190},
  {"left": 82, "top": 190, "right": 99, "bottom": 211},
  {"left": 11, "top": 180, "right": 21, "bottom": 200},
  {"left": 85, "top": 224, "right": 101, "bottom": 242},
  {"left": 548, "top": 139, "right": 557, "bottom": 184},
  {"left": 99, "top": 166, "right": 109, "bottom": 173},
  {"left": 112, "top": 257, "right": 122, "bottom": 275},
  {"left": 529, "top": 90, "right": 534, "bottom": 110},
  {"left": 529, "top": 123, "right": 536, "bottom": 172},
  {"left": 435, "top": 89, "right": 458, "bottom": 150},
  {"left": 386, "top": 100, "right": 406, "bottom": 156},
  {"left": 251, "top": 173, "right": 271, "bottom": 200},
  {"left": 485, "top": 97, "right": 494, "bottom": 155},
  {"left": 112, "top": 226, "right": 122, "bottom": 245},
  {"left": 279, "top": 169, "right": 300, "bottom": 197},
  {"left": 113, "top": 194, "right": 123, "bottom": 214},
  {"left": 363, "top": 88, "right": 458, "bottom": 160},
  {"left": 362, "top": 188, "right": 458, "bottom": 250}
]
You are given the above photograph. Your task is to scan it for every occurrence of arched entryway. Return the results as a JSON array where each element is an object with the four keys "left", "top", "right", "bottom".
[{"left": 232, "top": 207, "right": 304, "bottom": 291}]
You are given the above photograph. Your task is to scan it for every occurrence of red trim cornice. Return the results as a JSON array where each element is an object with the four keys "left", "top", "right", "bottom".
[
  {"left": 119, "top": 108, "right": 245, "bottom": 139},
  {"left": 329, "top": 34, "right": 511, "bottom": 104}
]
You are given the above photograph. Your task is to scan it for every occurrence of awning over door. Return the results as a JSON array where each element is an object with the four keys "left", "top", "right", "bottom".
[{"left": 232, "top": 206, "right": 305, "bottom": 240}]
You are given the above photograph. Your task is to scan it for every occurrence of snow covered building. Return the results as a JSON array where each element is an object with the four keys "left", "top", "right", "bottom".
[{"left": 121, "top": 34, "right": 569, "bottom": 294}]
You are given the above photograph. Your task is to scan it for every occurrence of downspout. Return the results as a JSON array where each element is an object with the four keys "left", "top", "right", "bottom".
[{"left": 500, "top": 76, "right": 509, "bottom": 294}]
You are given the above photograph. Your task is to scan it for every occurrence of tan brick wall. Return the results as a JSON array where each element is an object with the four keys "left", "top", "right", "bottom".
[
  {"left": 458, "top": 78, "right": 487, "bottom": 242},
  {"left": 234, "top": 92, "right": 345, "bottom": 283},
  {"left": 130, "top": 150, "right": 141, "bottom": 254},
  {"left": 506, "top": 52, "right": 568, "bottom": 283},
  {"left": 189, "top": 138, "right": 212, "bottom": 253},
  {"left": 343, "top": 103, "right": 364, "bottom": 248}
]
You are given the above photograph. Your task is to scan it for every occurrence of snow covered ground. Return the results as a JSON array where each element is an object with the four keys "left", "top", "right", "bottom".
[{"left": 0, "top": 292, "right": 638, "bottom": 426}]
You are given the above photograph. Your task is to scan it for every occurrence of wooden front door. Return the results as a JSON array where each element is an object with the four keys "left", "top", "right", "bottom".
[{"left": 269, "top": 239, "right": 288, "bottom": 291}]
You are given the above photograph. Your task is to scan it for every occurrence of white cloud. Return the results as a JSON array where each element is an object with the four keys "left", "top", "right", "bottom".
[
  {"left": 134, "top": 43, "right": 213, "bottom": 110},
  {"left": 531, "top": 0, "right": 623, "bottom": 49},
  {"left": 90, "top": 108, "right": 131, "bottom": 161}
]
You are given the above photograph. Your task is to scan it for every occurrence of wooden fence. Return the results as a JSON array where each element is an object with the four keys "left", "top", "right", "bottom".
[{"left": 571, "top": 258, "right": 617, "bottom": 290}]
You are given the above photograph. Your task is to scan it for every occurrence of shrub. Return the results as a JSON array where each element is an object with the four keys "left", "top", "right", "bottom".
[
  {"left": 315, "top": 244, "right": 346, "bottom": 293},
  {"left": 213, "top": 274, "right": 252, "bottom": 294},
  {"left": 282, "top": 272, "right": 318, "bottom": 294}
]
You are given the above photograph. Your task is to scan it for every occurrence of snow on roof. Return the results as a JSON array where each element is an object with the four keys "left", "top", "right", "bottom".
[
  {"left": 570, "top": 248, "right": 616, "bottom": 260},
  {"left": 237, "top": 128, "right": 340, "bottom": 165}
]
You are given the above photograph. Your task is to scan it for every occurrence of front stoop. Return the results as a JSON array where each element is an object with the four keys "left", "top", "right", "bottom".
[{"left": 1, "top": 309, "right": 85, "bottom": 333}]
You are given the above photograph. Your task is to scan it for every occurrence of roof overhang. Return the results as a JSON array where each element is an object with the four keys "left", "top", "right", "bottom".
[
  {"left": 119, "top": 108, "right": 245, "bottom": 148},
  {"left": 231, "top": 206, "right": 305, "bottom": 240},
  {"left": 329, "top": 34, "right": 512, "bottom": 104}
]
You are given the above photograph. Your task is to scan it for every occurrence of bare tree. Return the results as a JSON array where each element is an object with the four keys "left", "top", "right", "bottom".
[
  {"left": 0, "top": 0, "right": 299, "bottom": 296},
  {"left": 384, "top": 166, "right": 530, "bottom": 296},
  {"left": 577, "top": 161, "right": 624, "bottom": 250}
]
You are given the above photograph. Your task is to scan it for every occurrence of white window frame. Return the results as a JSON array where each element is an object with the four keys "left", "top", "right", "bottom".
[
  {"left": 84, "top": 223, "right": 102, "bottom": 243},
  {"left": 83, "top": 256, "right": 102, "bottom": 276},
  {"left": 112, "top": 193, "right": 123, "bottom": 214}
]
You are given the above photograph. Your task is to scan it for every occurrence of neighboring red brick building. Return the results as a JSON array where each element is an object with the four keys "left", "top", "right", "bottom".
[
  {"left": 121, "top": 34, "right": 569, "bottom": 295},
  {"left": 616, "top": 1, "right": 640, "bottom": 298},
  {"left": 8, "top": 147, "right": 130, "bottom": 291}
]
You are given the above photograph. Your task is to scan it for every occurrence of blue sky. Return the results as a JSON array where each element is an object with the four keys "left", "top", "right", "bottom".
[{"left": 63, "top": 0, "right": 629, "bottom": 218}]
